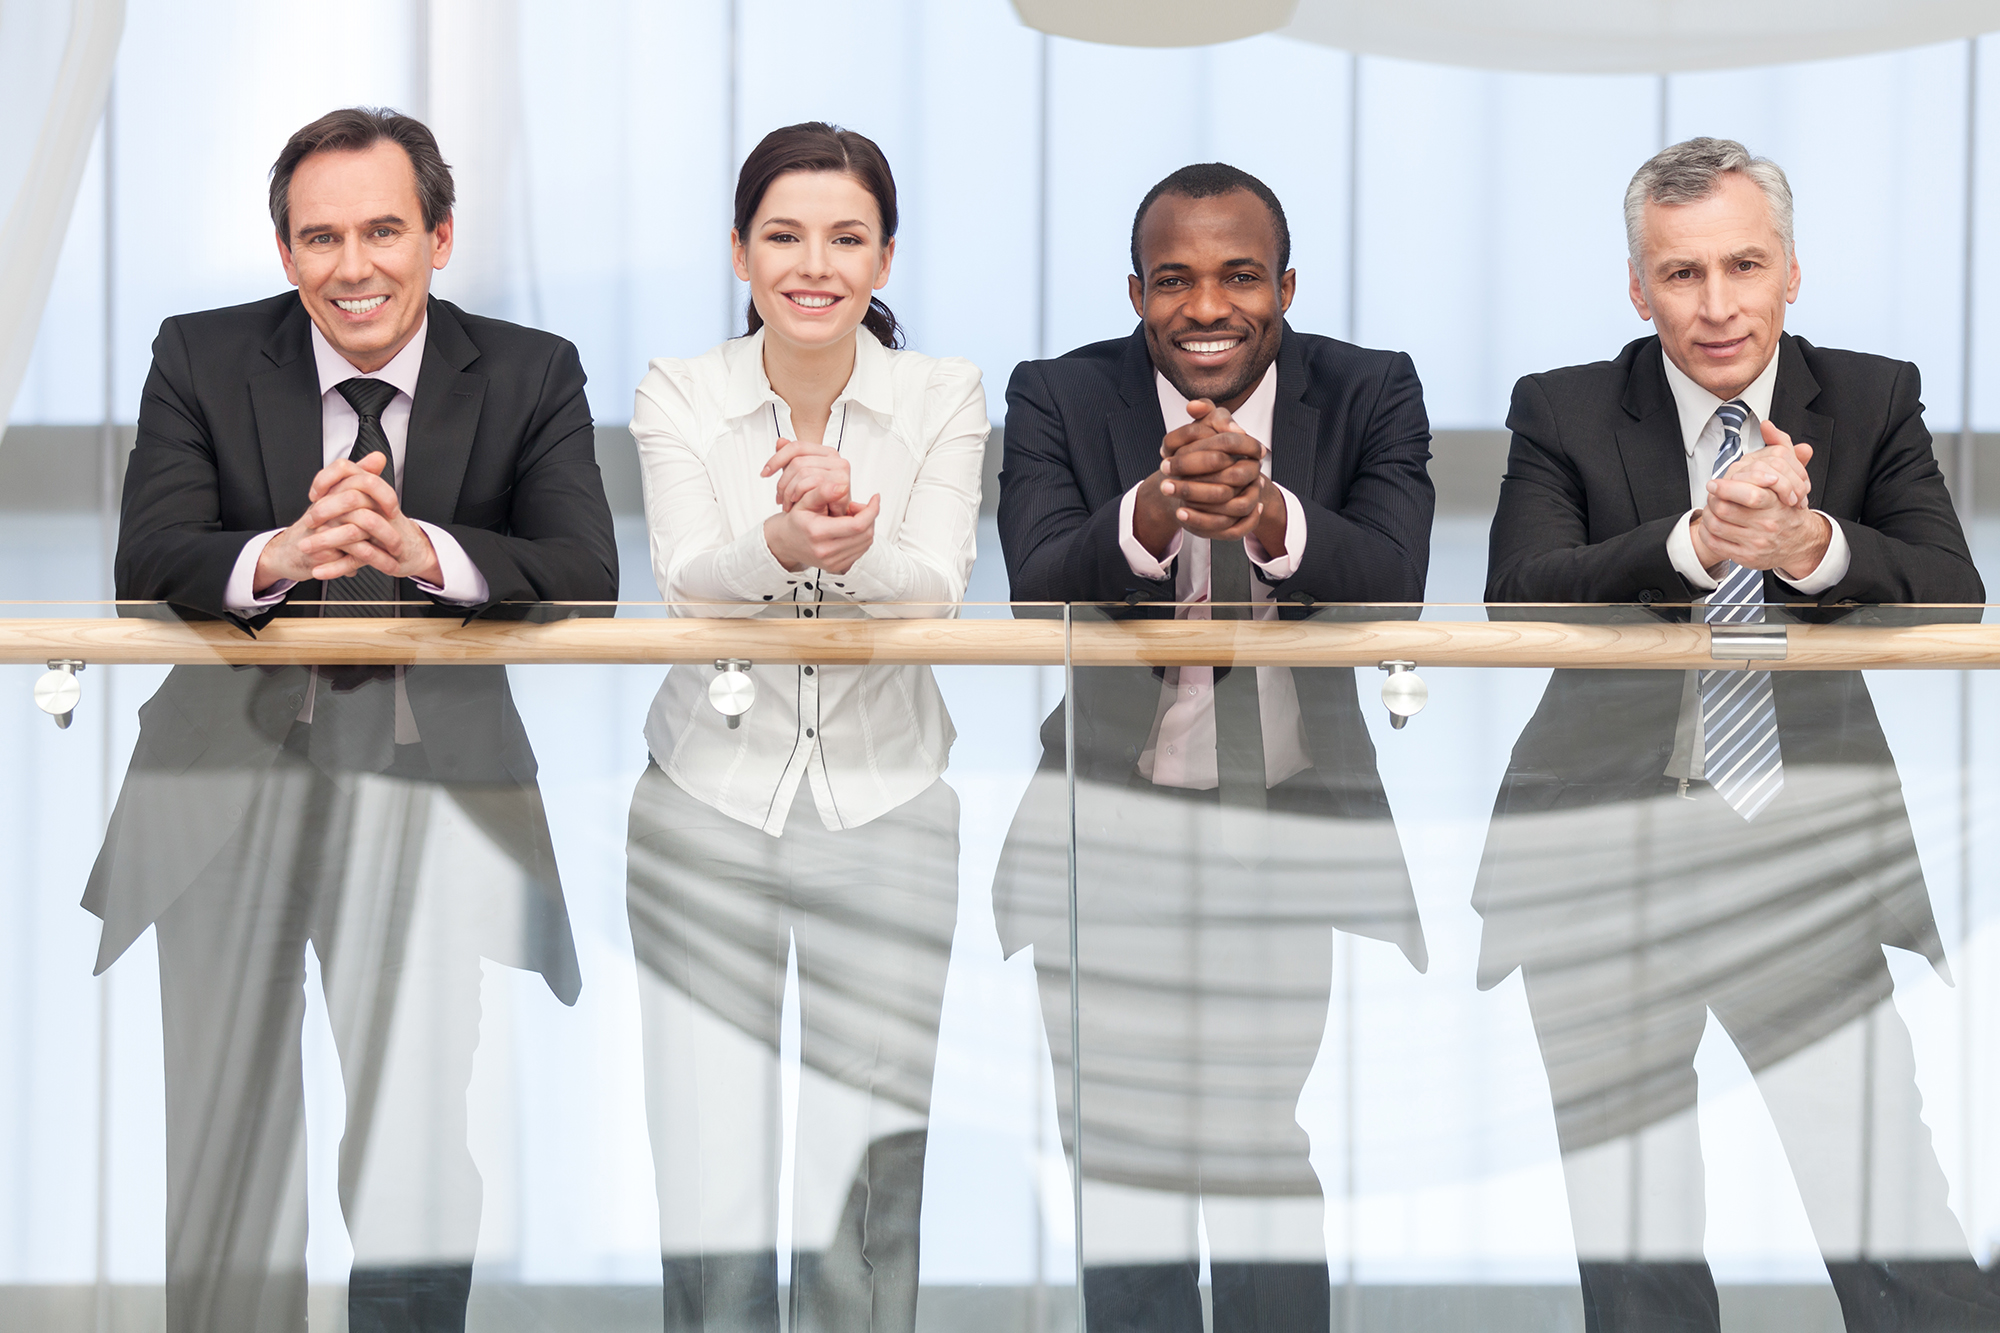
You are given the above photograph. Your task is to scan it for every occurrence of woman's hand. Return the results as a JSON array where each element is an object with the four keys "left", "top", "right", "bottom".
[
  {"left": 764, "top": 494, "right": 881, "bottom": 575},
  {"left": 763, "top": 439, "right": 854, "bottom": 516}
]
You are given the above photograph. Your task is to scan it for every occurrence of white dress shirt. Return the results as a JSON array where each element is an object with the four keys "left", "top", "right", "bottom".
[
  {"left": 1659, "top": 345, "right": 1849, "bottom": 596},
  {"left": 633, "top": 328, "right": 988, "bottom": 835},
  {"left": 1658, "top": 343, "right": 1848, "bottom": 781},
  {"left": 222, "top": 317, "right": 490, "bottom": 732},
  {"left": 1114, "top": 364, "right": 1313, "bottom": 789}
]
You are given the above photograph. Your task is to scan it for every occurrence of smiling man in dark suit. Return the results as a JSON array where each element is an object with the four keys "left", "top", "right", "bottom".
[
  {"left": 993, "top": 163, "right": 1433, "bottom": 1333},
  {"left": 85, "top": 107, "right": 616, "bottom": 1333},
  {"left": 1477, "top": 137, "right": 1996, "bottom": 1332}
]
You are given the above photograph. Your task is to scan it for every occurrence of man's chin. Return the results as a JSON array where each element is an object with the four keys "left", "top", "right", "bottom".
[{"left": 1159, "top": 359, "right": 1261, "bottom": 410}]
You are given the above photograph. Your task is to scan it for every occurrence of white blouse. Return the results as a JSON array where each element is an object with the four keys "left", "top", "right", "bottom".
[{"left": 632, "top": 328, "right": 988, "bottom": 834}]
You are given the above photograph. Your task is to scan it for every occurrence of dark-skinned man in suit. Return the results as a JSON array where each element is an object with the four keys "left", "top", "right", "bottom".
[
  {"left": 85, "top": 107, "right": 616, "bottom": 1333},
  {"left": 993, "top": 163, "right": 1434, "bottom": 1333},
  {"left": 1476, "top": 137, "right": 1997, "bottom": 1333}
]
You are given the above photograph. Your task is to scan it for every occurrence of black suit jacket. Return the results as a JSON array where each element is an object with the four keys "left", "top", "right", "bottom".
[
  {"left": 993, "top": 325, "right": 1434, "bottom": 966},
  {"left": 1474, "top": 333, "right": 1978, "bottom": 985},
  {"left": 83, "top": 294, "right": 618, "bottom": 996}
]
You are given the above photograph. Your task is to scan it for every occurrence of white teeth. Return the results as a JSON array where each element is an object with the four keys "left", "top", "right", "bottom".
[
  {"left": 1180, "top": 339, "right": 1240, "bottom": 354},
  {"left": 333, "top": 296, "right": 388, "bottom": 313},
  {"left": 789, "top": 294, "right": 837, "bottom": 308}
]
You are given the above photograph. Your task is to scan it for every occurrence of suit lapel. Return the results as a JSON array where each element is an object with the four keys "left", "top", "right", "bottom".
[
  {"left": 400, "top": 298, "right": 488, "bottom": 525},
  {"left": 1269, "top": 325, "right": 1318, "bottom": 499},
  {"left": 248, "top": 302, "right": 323, "bottom": 527},
  {"left": 1109, "top": 326, "right": 1168, "bottom": 492},
  {"left": 1615, "top": 340, "right": 1692, "bottom": 526},
  {"left": 1767, "top": 335, "right": 1832, "bottom": 506}
]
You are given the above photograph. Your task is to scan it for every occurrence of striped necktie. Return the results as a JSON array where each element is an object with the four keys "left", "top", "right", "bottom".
[{"left": 1698, "top": 400, "right": 1785, "bottom": 820}]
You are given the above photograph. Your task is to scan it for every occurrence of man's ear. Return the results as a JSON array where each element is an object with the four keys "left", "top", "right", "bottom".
[
  {"left": 1279, "top": 268, "right": 1296, "bottom": 314},
  {"left": 429, "top": 212, "right": 455, "bottom": 269},
  {"left": 1627, "top": 261, "right": 1653, "bottom": 322},
  {"left": 277, "top": 229, "right": 300, "bottom": 288},
  {"left": 1128, "top": 272, "right": 1144, "bottom": 318}
]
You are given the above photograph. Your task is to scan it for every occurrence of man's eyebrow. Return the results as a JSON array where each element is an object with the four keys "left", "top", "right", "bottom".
[{"left": 295, "top": 214, "right": 409, "bottom": 238}]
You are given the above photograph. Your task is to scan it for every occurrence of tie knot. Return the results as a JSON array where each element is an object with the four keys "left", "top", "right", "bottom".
[
  {"left": 337, "top": 376, "right": 398, "bottom": 421},
  {"left": 1715, "top": 400, "right": 1748, "bottom": 431}
]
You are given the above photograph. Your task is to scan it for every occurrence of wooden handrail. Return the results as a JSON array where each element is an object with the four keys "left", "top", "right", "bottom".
[{"left": 1, "top": 613, "right": 1996, "bottom": 669}]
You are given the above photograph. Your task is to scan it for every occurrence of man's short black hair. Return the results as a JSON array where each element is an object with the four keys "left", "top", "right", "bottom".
[{"left": 1130, "top": 163, "right": 1291, "bottom": 278}]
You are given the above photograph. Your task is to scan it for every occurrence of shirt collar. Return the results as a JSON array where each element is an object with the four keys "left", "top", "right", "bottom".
[
  {"left": 310, "top": 315, "right": 428, "bottom": 402},
  {"left": 1659, "top": 338, "right": 1780, "bottom": 455},
  {"left": 721, "top": 326, "right": 897, "bottom": 422}
]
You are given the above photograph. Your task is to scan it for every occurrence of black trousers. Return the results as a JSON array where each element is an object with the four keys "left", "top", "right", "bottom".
[{"left": 152, "top": 728, "right": 482, "bottom": 1333}]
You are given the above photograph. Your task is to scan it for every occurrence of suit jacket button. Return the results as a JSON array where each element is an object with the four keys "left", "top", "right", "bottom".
[
  {"left": 1638, "top": 589, "right": 1659, "bottom": 604},
  {"left": 287, "top": 693, "right": 303, "bottom": 708}
]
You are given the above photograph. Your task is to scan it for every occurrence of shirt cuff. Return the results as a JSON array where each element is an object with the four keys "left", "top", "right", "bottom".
[
  {"left": 1773, "top": 512, "right": 1851, "bottom": 595},
  {"left": 1666, "top": 510, "right": 1720, "bottom": 593},
  {"left": 1118, "top": 484, "right": 1181, "bottom": 579},
  {"left": 223, "top": 530, "right": 293, "bottom": 613},
  {"left": 409, "top": 521, "right": 490, "bottom": 605},
  {"left": 1245, "top": 483, "right": 1307, "bottom": 580}
]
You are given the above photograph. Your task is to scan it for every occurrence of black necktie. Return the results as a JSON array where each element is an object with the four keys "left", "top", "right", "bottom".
[
  {"left": 1209, "top": 536, "right": 1267, "bottom": 811},
  {"left": 312, "top": 376, "right": 400, "bottom": 775},
  {"left": 323, "top": 377, "right": 400, "bottom": 615}
]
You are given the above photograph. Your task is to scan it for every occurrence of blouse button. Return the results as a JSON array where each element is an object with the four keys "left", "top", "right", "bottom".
[
  {"left": 806, "top": 727, "right": 816, "bottom": 739},
  {"left": 804, "top": 666, "right": 815, "bottom": 676}
]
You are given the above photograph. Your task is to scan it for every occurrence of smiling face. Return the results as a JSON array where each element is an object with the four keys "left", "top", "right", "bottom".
[
  {"left": 277, "top": 139, "right": 452, "bottom": 373},
  {"left": 1629, "top": 170, "right": 1800, "bottom": 401},
  {"left": 1129, "top": 189, "right": 1294, "bottom": 410},
  {"left": 733, "top": 170, "right": 894, "bottom": 355}
]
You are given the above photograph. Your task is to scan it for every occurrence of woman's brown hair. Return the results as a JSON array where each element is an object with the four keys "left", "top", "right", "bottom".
[{"left": 733, "top": 122, "right": 903, "bottom": 349}]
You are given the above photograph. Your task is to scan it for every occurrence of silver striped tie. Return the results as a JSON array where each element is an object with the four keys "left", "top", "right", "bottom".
[{"left": 1698, "top": 400, "right": 1785, "bottom": 820}]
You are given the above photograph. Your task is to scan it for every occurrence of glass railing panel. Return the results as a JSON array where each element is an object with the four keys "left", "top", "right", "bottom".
[
  {"left": 0, "top": 601, "right": 1074, "bottom": 1331},
  {"left": 1058, "top": 600, "right": 2000, "bottom": 1333}
]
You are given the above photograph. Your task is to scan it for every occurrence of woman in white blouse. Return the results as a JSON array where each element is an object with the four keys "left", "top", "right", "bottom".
[{"left": 625, "top": 122, "right": 986, "bottom": 1333}]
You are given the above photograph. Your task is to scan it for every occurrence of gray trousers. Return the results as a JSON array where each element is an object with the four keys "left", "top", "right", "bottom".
[
  {"left": 626, "top": 765, "right": 960, "bottom": 1333},
  {"left": 153, "top": 729, "right": 484, "bottom": 1333}
]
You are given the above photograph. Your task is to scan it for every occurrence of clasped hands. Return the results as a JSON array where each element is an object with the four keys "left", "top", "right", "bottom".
[
  {"left": 1688, "top": 420, "right": 1832, "bottom": 582},
  {"left": 761, "top": 439, "right": 880, "bottom": 574},
  {"left": 1131, "top": 398, "right": 1285, "bottom": 560},
  {"left": 254, "top": 452, "right": 442, "bottom": 594}
]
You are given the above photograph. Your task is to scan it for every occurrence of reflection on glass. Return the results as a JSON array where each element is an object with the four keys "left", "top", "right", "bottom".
[
  {"left": 1474, "top": 656, "right": 2000, "bottom": 1328},
  {"left": 88, "top": 662, "right": 584, "bottom": 1331}
]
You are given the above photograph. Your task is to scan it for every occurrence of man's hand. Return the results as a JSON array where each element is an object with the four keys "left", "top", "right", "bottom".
[
  {"left": 1689, "top": 423, "right": 1828, "bottom": 579},
  {"left": 253, "top": 452, "right": 443, "bottom": 591},
  {"left": 1131, "top": 399, "right": 1286, "bottom": 558},
  {"left": 764, "top": 439, "right": 855, "bottom": 517}
]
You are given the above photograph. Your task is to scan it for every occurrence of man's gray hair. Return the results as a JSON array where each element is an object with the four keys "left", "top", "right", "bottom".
[{"left": 1624, "top": 136, "right": 1794, "bottom": 267}]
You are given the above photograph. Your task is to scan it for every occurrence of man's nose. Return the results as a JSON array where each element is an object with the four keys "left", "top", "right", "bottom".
[
  {"left": 334, "top": 236, "right": 373, "bottom": 285},
  {"left": 1186, "top": 278, "right": 1233, "bottom": 325},
  {"left": 1696, "top": 270, "right": 1734, "bottom": 325}
]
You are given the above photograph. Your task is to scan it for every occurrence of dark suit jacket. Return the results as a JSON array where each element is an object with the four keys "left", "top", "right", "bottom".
[
  {"left": 1474, "top": 332, "right": 1979, "bottom": 986},
  {"left": 993, "top": 325, "right": 1434, "bottom": 965},
  {"left": 83, "top": 294, "right": 619, "bottom": 998}
]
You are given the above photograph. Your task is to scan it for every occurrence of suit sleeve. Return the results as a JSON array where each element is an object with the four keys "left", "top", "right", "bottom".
[
  {"left": 1485, "top": 374, "right": 1688, "bottom": 602},
  {"left": 1817, "top": 361, "right": 1983, "bottom": 604},
  {"left": 445, "top": 338, "right": 619, "bottom": 609},
  {"left": 998, "top": 360, "right": 1174, "bottom": 604},
  {"left": 114, "top": 318, "right": 277, "bottom": 618},
  {"left": 1263, "top": 350, "right": 1432, "bottom": 603}
]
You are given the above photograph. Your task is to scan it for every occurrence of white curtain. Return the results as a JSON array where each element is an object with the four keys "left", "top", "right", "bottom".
[
  {"left": 1015, "top": 0, "right": 2000, "bottom": 71},
  {"left": 0, "top": 0, "right": 124, "bottom": 429}
]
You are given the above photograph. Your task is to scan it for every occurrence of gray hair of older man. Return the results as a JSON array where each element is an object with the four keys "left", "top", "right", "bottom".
[{"left": 1623, "top": 137, "right": 1795, "bottom": 267}]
